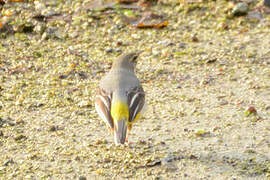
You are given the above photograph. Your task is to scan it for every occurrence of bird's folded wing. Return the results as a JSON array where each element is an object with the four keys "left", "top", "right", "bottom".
[
  {"left": 128, "top": 87, "right": 145, "bottom": 122},
  {"left": 95, "top": 89, "right": 114, "bottom": 129}
]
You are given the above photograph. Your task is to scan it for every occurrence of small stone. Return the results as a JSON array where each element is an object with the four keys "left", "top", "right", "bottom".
[
  {"left": 191, "top": 34, "right": 199, "bottom": 42},
  {"left": 161, "top": 155, "right": 175, "bottom": 165},
  {"left": 116, "top": 40, "right": 123, "bottom": 46},
  {"left": 104, "top": 158, "right": 111, "bottom": 163},
  {"left": 34, "top": 23, "right": 46, "bottom": 34},
  {"left": 78, "top": 100, "right": 91, "bottom": 107},
  {"left": 0, "top": 118, "right": 3, "bottom": 127},
  {"left": 178, "top": 43, "right": 186, "bottom": 49},
  {"left": 189, "top": 154, "right": 197, "bottom": 159},
  {"left": 219, "top": 100, "right": 228, "bottom": 106},
  {"left": 25, "top": 175, "right": 32, "bottom": 179},
  {"left": 215, "top": 138, "right": 223, "bottom": 143},
  {"left": 139, "top": 140, "right": 147, "bottom": 145},
  {"left": 37, "top": 103, "right": 44, "bottom": 107},
  {"left": 79, "top": 176, "right": 87, "bottom": 180},
  {"left": 41, "top": 32, "right": 48, "bottom": 41},
  {"left": 77, "top": 71, "right": 88, "bottom": 80},
  {"left": 264, "top": 0, "right": 270, "bottom": 7},
  {"left": 34, "top": 1, "right": 45, "bottom": 11},
  {"left": 105, "top": 48, "right": 113, "bottom": 53},
  {"left": 75, "top": 156, "right": 80, "bottom": 161},
  {"left": 41, "top": 27, "right": 61, "bottom": 39},
  {"left": 14, "top": 134, "right": 26, "bottom": 141},
  {"left": 15, "top": 118, "right": 24, "bottom": 125},
  {"left": 115, "top": 48, "right": 122, "bottom": 53},
  {"left": 246, "top": 106, "right": 257, "bottom": 114},
  {"left": 157, "top": 40, "right": 173, "bottom": 46},
  {"left": 247, "top": 11, "right": 263, "bottom": 20},
  {"left": 3, "top": 159, "right": 14, "bottom": 166},
  {"left": 49, "top": 125, "right": 57, "bottom": 132},
  {"left": 195, "top": 129, "right": 210, "bottom": 137},
  {"left": 59, "top": 74, "right": 68, "bottom": 79},
  {"left": 232, "top": 2, "right": 248, "bottom": 16},
  {"left": 160, "top": 141, "right": 166, "bottom": 145},
  {"left": 95, "top": 139, "right": 103, "bottom": 145},
  {"left": 69, "top": 32, "right": 79, "bottom": 38}
]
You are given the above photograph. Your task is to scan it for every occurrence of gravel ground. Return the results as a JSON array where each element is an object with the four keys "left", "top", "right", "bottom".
[{"left": 0, "top": 0, "right": 269, "bottom": 179}]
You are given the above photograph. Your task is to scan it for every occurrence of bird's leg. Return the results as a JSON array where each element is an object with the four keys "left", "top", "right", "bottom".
[
  {"left": 125, "top": 126, "right": 132, "bottom": 144},
  {"left": 125, "top": 132, "right": 129, "bottom": 143}
]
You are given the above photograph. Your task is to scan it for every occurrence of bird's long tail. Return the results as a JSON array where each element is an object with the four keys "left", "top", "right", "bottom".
[{"left": 114, "top": 119, "right": 127, "bottom": 145}]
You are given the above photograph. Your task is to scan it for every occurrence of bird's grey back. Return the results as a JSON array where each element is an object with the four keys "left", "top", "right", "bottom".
[{"left": 100, "top": 69, "right": 141, "bottom": 93}]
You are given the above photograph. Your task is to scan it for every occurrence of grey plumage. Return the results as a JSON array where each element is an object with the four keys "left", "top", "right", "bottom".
[{"left": 95, "top": 52, "right": 145, "bottom": 145}]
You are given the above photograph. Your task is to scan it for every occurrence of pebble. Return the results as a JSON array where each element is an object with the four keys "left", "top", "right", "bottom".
[
  {"left": 78, "top": 100, "right": 91, "bottom": 107},
  {"left": 115, "top": 48, "right": 122, "bottom": 53},
  {"left": 247, "top": 11, "right": 263, "bottom": 21},
  {"left": 105, "top": 48, "right": 113, "bottom": 53},
  {"left": 215, "top": 138, "right": 223, "bottom": 143},
  {"left": 14, "top": 134, "right": 26, "bottom": 141},
  {"left": 48, "top": 125, "right": 57, "bottom": 132},
  {"left": 3, "top": 159, "right": 14, "bottom": 166},
  {"left": 232, "top": 2, "right": 248, "bottom": 16},
  {"left": 34, "top": 1, "right": 45, "bottom": 11},
  {"left": 79, "top": 176, "right": 87, "bottom": 180},
  {"left": 157, "top": 40, "right": 173, "bottom": 46},
  {"left": 219, "top": 100, "right": 228, "bottom": 106},
  {"left": 34, "top": 23, "right": 46, "bottom": 34},
  {"left": 69, "top": 32, "right": 79, "bottom": 38},
  {"left": 264, "top": 0, "right": 270, "bottom": 7},
  {"left": 161, "top": 155, "right": 175, "bottom": 165},
  {"left": 178, "top": 43, "right": 186, "bottom": 49},
  {"left": 191, "top": 34, "right": 199, "bottom": 42}
]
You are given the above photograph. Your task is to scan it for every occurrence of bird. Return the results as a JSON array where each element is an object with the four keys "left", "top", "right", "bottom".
[{"left": 95, "top": 51, "right": 146, "bottom": 145}]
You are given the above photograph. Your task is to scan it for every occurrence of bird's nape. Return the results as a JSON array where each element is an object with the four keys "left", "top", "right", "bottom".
[{"left": 130, "top": 50, "right": 143, "bottom": 62}]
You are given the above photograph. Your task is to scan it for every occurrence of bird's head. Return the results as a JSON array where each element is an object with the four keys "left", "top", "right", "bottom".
[{"left": 112, "top": 51, "right": 143, "bottom": 71}]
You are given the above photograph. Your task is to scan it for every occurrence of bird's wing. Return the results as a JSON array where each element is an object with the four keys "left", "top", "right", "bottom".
[
  {"left": 128, "top": 86, "right": 145, "bottom": 122},
  {"left": 95, "top": 88, "right": 114, "bottom": 129}
]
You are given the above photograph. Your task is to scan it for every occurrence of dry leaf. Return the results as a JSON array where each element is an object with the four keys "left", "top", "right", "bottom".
[
  {"left": 8, "top": 0, "right": 24, "bottom": 2},
  {"left": 117, "top": 0, "right": 138, "bottom": 3},
  {"left": 123, "top": 11, "right": 168, "bottom": 28},
  {"left": 85, "top": 0, "right": 116, "bottom": 11},
  {"left": 32, "top": 13, "right": 72, "bottom": 23}
]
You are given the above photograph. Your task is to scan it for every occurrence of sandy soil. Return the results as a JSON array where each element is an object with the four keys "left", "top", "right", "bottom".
[{"left": 0, "top": 0, "right": 269, "bottom": 179}]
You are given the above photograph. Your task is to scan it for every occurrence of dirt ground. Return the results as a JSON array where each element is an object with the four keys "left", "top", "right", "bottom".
[{"left": 0, "top": 0, "right": 269, "bottom": 179}]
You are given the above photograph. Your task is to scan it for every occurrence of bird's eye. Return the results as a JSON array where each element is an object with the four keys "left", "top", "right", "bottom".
[{"left": 132, "top": 55, "right": 138, "bottom": 62}]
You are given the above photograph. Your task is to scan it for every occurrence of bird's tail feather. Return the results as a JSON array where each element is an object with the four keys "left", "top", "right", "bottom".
[{"left": 114, "top": 119, "right": 127, "bottom": 145}]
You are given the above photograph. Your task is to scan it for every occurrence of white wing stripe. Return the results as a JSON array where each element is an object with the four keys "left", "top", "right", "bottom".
[
  {"left": 96, "top": 95, "right": 109, "bottom": 110},
  {"left": 129, "top": 92, "right": 139, "bottom": 108},
  {"left": 95, "top": 102, "right": 111, "bottom": 128},
  {"left": 132, "top": 103, "right": 140, "bottom": 120}
]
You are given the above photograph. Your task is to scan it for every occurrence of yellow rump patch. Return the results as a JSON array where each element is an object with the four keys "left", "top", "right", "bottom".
[
  {"left": 133, "top": 112, "right": 141, "bottom": 122},
  {"left": 111, "top": 101, "right": 129, "bottom": 121}
]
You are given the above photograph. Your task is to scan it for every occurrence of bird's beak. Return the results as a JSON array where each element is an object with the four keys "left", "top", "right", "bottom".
[
  {"left": 132, "top": 50, "right": 144, "bottom": 63},
  {"left": 136, "top": 50, "right": 144, "bottom": 56},
  {"left": 114, "top": 119, "right": 127, "bottom": 145}
]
